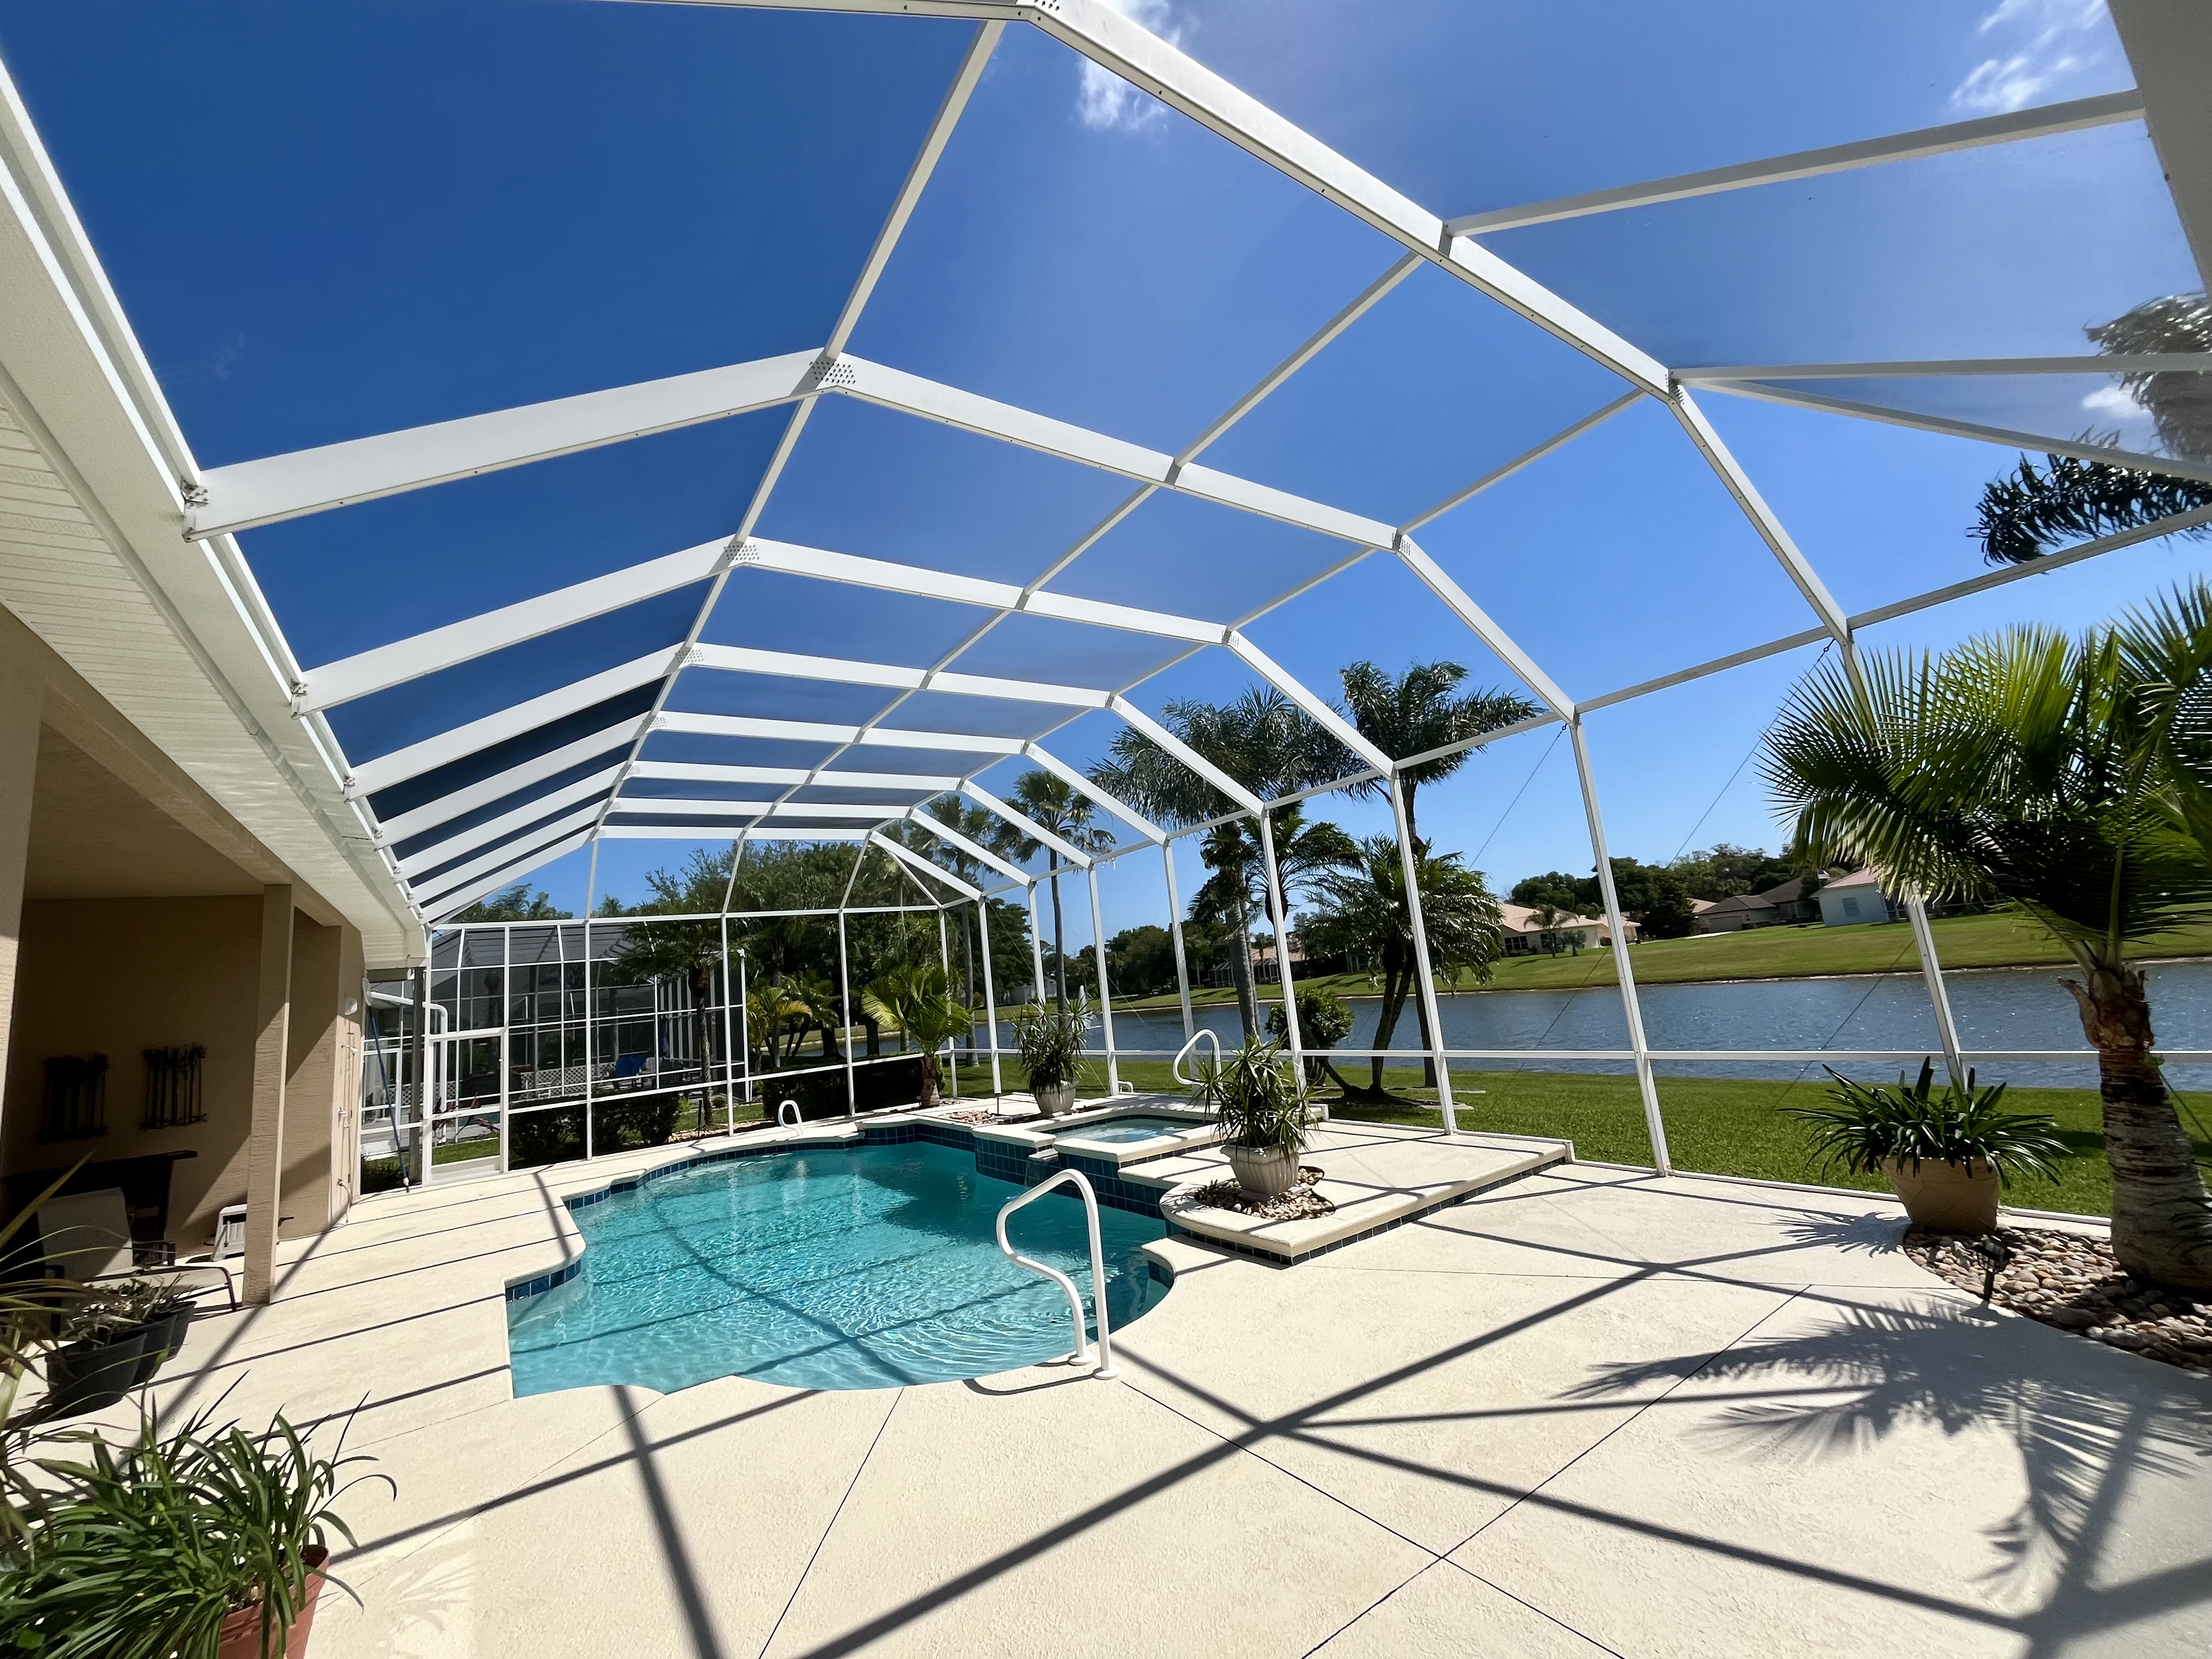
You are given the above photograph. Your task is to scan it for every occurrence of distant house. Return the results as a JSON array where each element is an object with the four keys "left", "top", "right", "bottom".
[
  {"left": 1818, "top": 867, "right": 1903, "bottom": 927},
  {"left": 1249, "top": 933, "right": 1308, "bottom": 971},
  {"left": 1694, "top": 891, "right": 1780, "bottom": 933},
  {"left": 1497, "top": 902, "right": 1629, "bottom": 956},
  {"left": 1758, "top": 875, "right": 1823, "bottom": 924}
]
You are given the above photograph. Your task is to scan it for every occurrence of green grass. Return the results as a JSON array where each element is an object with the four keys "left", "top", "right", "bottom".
[
  {"left": 975, "top": 1053, "right": 2212, "bottom": 1220},
  {"left": 1110, "top": 910, "right": 2212, "bottom": 1012}
]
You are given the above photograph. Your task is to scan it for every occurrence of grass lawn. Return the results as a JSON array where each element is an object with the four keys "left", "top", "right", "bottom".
[
  {"left": 971, "top": 1053, "right": 2212, "bottom": 1221},
  {"left": 1109, "top": 909, "right": 2212, "bottom": 1011}
]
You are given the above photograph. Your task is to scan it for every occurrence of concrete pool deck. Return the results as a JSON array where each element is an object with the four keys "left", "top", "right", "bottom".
[{"left": 108, "top": 1131, "right": 2212, "bottom": 1657}]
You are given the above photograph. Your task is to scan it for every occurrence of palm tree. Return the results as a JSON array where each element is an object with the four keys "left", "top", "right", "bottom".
[
  {"left": 1761, "top": 597, "right": 2212, "bottom": 1290},
  {"left": 919, "top": 799, "right": 998, "bottom": 1048},
  {"left": 861, "top": 964, "right": 974, "bottom": 1110},
  {"left": 1340, "top": 660, "right": 1538, "bottom": 1077},
  {"left": 1302, "top": 837, "right": 1505, "bottom": 1099},
  {"left": 744, "top": 979, "right": 812, "bottom": 1074},
  {"left": 1339, "top": 661, "right": 1540, "bottom": 847},
  {"left": 1091, "top": 687, "right": 1355, "bottom": 1036},
  {"left": 1973, "top": 292, "right": 2212, "bottom": 564},
  {"left": 988, "top": 771, "right": 1116, "bottom": 1012}
]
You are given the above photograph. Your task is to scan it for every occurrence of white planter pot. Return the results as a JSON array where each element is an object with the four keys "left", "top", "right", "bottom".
[
  {"left": 1227, "top": 1143, "right": 1299, "bottom": 1200},
  {"left": 1881, "top": 1155, "right": 2000, "bottom": 1234},
  {"left": 1032, "top": 1081, "right": 1077, "bottom": 1119}
]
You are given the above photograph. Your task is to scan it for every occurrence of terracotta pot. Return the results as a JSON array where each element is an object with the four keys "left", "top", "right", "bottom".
[
  {"left": 216, "top": 1547, "right": 329, "bottom": 1659},
  {"left": 1032, "top": 1081, "right": 1077, "bottom": 1119},
  {"left": 1881, "top": 1155, "right": 2001, "bottom": 1234},
  {"left": 1227, "top": 1143, "right": 1299, "bottom": 1200}
]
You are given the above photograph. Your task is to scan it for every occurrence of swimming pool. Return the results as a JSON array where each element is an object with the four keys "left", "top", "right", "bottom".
[
  {"left": 507, "top": 1142, "right": 1169, "bottom": 1395},
  {"left": 1059, "top": 1114, "right": 1211, "bottom": 1145}
]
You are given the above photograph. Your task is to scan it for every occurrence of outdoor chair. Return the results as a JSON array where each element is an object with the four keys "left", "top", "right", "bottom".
[{"left": 32, "top": 1188, "right": 238, "bottom": 1311}]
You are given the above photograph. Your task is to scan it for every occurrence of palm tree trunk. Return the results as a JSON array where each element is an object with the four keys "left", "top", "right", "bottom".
[
  {"left": 1369, "top": 950, "right": 1410, "bottom": 1096},
  {"left": 2065, "top": 963, "right": 2212, "bottom": 1290},
  {"left": 960, "top": 915, "right": 976, "bottom": 1053},
  {"left": 1400, "top": 791, "right": 1437, "bottom": 1090},
  {"left": 1049, "top": 855, "right": 1068, "bottom": 1013},
  {"left": 1227, "top": 888, "right": 1259, "bottom": 1039},
  {"left": 689, "top": 965, "right": 715, "bottom": 1107},
  {"left": 921, "top": 1052, "right": 941, "bottom": 1111}
]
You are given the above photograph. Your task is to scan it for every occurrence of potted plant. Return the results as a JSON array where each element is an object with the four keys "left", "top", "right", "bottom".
[
  {"left": 1194, "top": 1036, "right": 1310, "bottom": 1200},
  {"left": 3, "top": 1402, "right": 385, "bottom": 1658},
  {"left": 1014, "top": 1000, "right": 1091, "bottom": 1118},
  {"left": 39, "top": 1298, "right": 151, "bottom": 1421},
  {"left": 1785, "top": 1059, "right": 2070, "bottom": 1233}
]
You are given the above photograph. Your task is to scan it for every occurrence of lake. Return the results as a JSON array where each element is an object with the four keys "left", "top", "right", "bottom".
[{"left": 1079, "top": 958, "right": 2212, "bottom": 1090}]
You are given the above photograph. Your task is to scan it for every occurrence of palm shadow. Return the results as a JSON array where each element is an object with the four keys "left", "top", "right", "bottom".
[{"left": 1564, "top": 1293, "right": 2212, "bottom": 1643}]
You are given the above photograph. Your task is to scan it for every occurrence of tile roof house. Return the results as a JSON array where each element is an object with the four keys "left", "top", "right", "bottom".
[
  {"left": 1816, "top": 867, "right": 1903, "bottom": 927},
  {"left": 1497, "top": 903, "right": 1631, "bottom": 955}
]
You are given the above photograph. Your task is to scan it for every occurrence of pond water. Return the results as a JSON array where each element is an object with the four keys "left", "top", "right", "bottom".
[{"left": 1086, "top": 958, "right": 2212, "bottom": 1090}]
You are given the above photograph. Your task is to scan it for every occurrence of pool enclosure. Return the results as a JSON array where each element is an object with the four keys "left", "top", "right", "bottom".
[{"left": 9, "top": 4, "right": 2209, "bottom": 1193}]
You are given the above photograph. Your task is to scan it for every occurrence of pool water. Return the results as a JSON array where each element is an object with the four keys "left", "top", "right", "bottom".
[
  {"left": 1061, "top": 1114, "right": 1210, "bottom": 1145},
  {"left": 507, "top": 1142, "right": 1169, "bottom": 1395}
]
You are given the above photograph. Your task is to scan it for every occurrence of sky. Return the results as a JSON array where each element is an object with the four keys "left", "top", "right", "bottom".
[{"left": 1, "top": 0, "right": 2205, "bottom": 956}]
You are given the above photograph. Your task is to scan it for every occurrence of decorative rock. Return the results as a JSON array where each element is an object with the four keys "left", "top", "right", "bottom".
[{"left": 1905, "top": 1224, "right": 2212, "bottom": 1378}]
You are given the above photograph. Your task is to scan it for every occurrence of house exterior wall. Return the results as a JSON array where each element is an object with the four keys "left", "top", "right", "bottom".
[{"left": 1818, "top": 882, "right": 1901, "bottom": 927}]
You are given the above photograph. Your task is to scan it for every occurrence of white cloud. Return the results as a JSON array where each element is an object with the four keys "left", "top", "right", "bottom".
[
  {"left": 2080, "top": 381, "right": 2156, "bottom": 443},
  {"left": 1949, "top": 0, "right": 2111, "bottom": 115},
  {"left": 1076, "top": 0, "right": 1181, "bottom": 133}
]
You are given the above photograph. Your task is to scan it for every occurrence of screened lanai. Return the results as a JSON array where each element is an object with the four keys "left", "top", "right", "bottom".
[{"left": 9, "top": 0, "right": 2210, "bottom": 1193}]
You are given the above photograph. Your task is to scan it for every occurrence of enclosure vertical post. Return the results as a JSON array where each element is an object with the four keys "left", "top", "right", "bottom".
[
  {"left": 938, "top": 909, "right": 959, "bottom": 1100},
  {"left": 1905, "top": 891, "right": 1968, "bottom": 1091},
  {"left": 499, "top": 927, "right": 512, "bottom": 1173},
  {"left": 1162, "top": 838, "right": 1195, "bottom": 1049},
  {"left": 719, "top": 916, "right": 736, "bottom": 1131},
  {"left": 1027, "top": 882, "right": 1048, "bottom": 1011},
  {"left": 1255, "top": 809, "right": 1307, "bottom": 1111},
  {"left": 583, "top": 843, "right": 598, "bottom": 1161},
  {"left": 736, "top": 951, "right": 751, "bottom": 1108},
  {"left": 409, "top": 963, "right": 428, "bottom": 1187},
  {"left": 837, "top": 910, "right": 856, "bottom": 1120},
  {"left": 1390, "top": 773, "right": 1457, "bottom": 1134},
  {"left": 244, "top": 884, "right": 294, "bottom": 1305},
  {"left": 976, "top": 896, "right": 1003, "bottom": 1098},
  {"left": 1087, "top": 862, "right": 1120, "bottom": 1096},
  {"left": 1568, "top": 718, "right": 1672, "bottom": 1175}
]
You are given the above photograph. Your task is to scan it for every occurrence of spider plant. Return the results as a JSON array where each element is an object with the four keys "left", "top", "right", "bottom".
[
  {"left": 1785, "top": 1060, "right": 2072, "bottom": 1186},
  {"left": 1, "top": 1401, "right": 387, "bottom": 1658}
]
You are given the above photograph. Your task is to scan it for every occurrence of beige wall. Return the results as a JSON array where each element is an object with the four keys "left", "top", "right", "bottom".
[{"left": 2, "top": 892, "right": 363, "bottom": 1250}]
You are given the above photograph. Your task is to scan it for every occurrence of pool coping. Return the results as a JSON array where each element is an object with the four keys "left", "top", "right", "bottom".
[{"left": 498, "top": 1110, "right": 1579, "bottom": 1301}]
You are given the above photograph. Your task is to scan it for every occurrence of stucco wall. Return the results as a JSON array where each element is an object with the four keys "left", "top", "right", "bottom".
[{"left": 2, "top": 896, "right": 358, "bottom": 1249}]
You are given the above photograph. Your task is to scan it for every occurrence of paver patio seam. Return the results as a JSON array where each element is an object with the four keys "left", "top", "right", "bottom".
[
  {"left": 1296, "top": 1560, "right": 1438, "bottom": 1657},
  {"left": 1448, "top": 1282, "right": 1811, "bottom": 1564},
  {"left": 1117, "top": 1373, "right": 1442, "bottom": 1562},
  {"left": 1442, "top": 1559, "right": 1634, "bottom": 1659},
  {"left": 758, "top": 1387, "right": 904, "bottom": 1659}
]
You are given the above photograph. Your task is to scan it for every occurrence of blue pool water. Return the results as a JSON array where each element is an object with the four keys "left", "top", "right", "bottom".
[
  {"left": 1060, "top": 1115, "right": 1210, "bottom": 1145},
  {"left": 507, "top": 1142, "right": 1169, "bottom": 1395}
]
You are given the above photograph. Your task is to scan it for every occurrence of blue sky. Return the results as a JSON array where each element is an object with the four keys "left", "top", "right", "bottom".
[{"left": 2, "top": 0, "right": 2205, "bottom": 953}]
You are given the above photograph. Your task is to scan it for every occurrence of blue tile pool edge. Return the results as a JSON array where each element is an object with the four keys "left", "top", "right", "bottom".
[{"left": 501, "top": 1115, "right": 1183, "bottom": 1304}]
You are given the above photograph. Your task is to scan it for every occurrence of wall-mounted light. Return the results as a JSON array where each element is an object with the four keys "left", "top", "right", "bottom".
[{"left": 341, "top": 996, "right": 360, "bottom": 1017}]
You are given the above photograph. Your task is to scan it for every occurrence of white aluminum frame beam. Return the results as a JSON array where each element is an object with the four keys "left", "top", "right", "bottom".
[
  {"left": 1400, "top": 392, "right": 1642, "bottom": 535},
  {"left": 409, "top": 800, "right": 607, "bottom": 897},
  {"left": 416, "top": 816, "right": 600, "bottom": 908},
  {"left": 654, "top": 710, "right": 1026, "bottom": 754},
  {"left": 343, "top": 653, "right": 678, "bottom": 795},
  {"left": 627, "top": 759, "right": 962, "bottom": 791},
  {"left": 688, "top": 642, "right": 1111, "bottom": 707},
  {"left": 1445, "top": 90, "right": 2147, "bottom": 235},
  {"left": 1677, "top": 353, "right": 2212, "bottom": 381},
  {"left": 425, "top": 827, "right": 598, "bottom": 918},
  {"left": 370, "top": 719, "right": 648, "bottom": 839},
  {"left": 959, "top": 779, "right": 1093, "bottom": 868},
  {"left": 1105, "top": 694, "right": 1265, "bottom": 815},
  {"left": 906, "top": 809, "right": 1031, "bottom": 884},
  {"left": 394, "top": 768, "right": 621, "bottom": 874},
  {"left": 872, "top": 830, "right": 982, "bottom": 901},
  {"left": 1224, "top": 631, "right": 1392, "bottom": 774},
  {"left": 605, "top": 798, "right": 924, "bottom": 820},
  {"left": 1696, "top": 378, "right": 2212, "bottom": 487},
  {"left": 1019, "top": 743, "right": 1165, "bottom": 844},
  {"left": 298, "top": 545, "right": 725, "bottom": 711},
  {"left": 599, "top": 825, "right": 874, "bottom": 842},
  {"left": 1392, "top": 537, "right": 1575, "bottom": 718},
  {"left": 188, "top": 352, "right": 823, "bottom": 538}
]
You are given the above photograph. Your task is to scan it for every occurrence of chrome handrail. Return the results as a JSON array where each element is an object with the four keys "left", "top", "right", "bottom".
[
  {"left": 1171, "top": 1028, "right": 1222, "bottom": 1089},
  {"left": 995, "top": 1169, "right": 1119, "bottom": 1379},
  {"left": 776, "top": 1099, "right": 801, "bottom": 1127}
]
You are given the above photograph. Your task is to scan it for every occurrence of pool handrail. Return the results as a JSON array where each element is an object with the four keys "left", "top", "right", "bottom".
[
  {"left": 1171, "top": 1028, "right": 1222, "bottom": 1090},
  {"left": 776, "top": 1099, "right": 800, "bottom": 1127},
  {"left": 994, "top": 1169, "right": 1119, "bottom": 1380}
]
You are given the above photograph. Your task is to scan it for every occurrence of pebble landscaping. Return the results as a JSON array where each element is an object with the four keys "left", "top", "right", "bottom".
[{"left": 1906, "top": 1225, "right": 2212, "bottom": 1377}]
